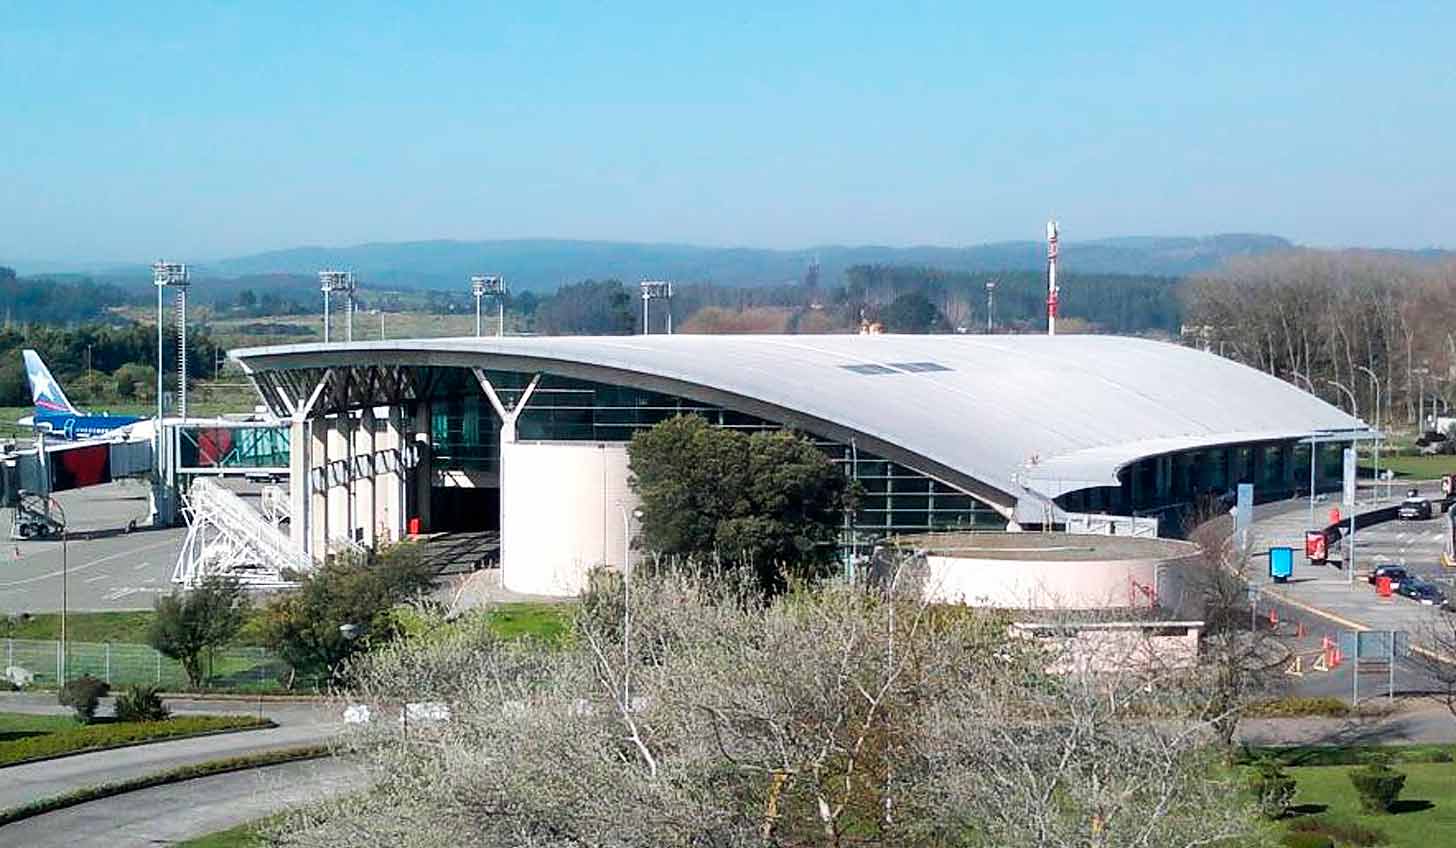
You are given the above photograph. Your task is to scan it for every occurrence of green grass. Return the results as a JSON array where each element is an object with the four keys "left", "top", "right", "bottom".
[
  {"left": 175, "top": 823, "right": 267, "bottom": 847},
  {"left": 1361, "top": 454, "right": 1456, "bottom": 480},
  {"left": 1280, "top": 762, "right": 1456, "bottom": 844},
  {"left": 0, "top": 610, "right": 160, "bottom": 644},
  {"left": 0, "top": 711, "right": 80, "bottom": 741},
  {"left": 487, "top": 602, "right": 573, "bottom": 642},
  {"left": 0, "top": 713, "right": 273, "bottom": 766},
  {"left": 1245, "top": 744, "right": 1456, "bottom": 768}
]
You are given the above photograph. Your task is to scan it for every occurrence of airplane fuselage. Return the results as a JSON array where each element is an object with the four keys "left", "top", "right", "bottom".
[{"left": 29, "top": 412, "right": 143, "bottom": 440}]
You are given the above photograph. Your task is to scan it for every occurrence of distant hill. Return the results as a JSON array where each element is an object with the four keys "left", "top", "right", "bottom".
[{"left": 190, "top": 234, "right": 1298, "bottom": 292}]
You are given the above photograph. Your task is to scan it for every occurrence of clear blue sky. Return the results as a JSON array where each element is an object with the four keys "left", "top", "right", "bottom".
[{"left": 2, "top": 1, "right": 1451, "bottom": 262}]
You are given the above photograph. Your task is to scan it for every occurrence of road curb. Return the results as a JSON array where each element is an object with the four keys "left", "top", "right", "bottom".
[{"left": 0, "top": 744, "right": 332, "bottom": 829}]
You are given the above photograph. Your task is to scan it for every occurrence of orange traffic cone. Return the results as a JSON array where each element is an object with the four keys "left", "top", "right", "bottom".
[{"left": 1268, "top": 608, "right": 1279, "bottom": 629}]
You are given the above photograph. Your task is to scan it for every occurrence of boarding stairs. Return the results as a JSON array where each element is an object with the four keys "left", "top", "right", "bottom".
[{"left": 172, "top": 478, "right": 311, "bottom": 589}]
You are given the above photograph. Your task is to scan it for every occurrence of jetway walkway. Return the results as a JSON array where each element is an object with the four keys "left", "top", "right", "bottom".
[{"left": 173, "top": 477, "right": 310, "bottom": 588}]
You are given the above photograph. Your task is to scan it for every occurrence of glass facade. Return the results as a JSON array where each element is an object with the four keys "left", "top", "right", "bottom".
[
  {"left": 428, "top": 371, "right": 1003, "bottom": 542},
  {"left": 176, "top": 425, "right": 290, "bottom": 470}
]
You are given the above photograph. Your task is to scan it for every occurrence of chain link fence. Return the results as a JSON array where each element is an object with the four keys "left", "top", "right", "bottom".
[{"left": 2, "top": 638, "right": 301, "bottom": 691}]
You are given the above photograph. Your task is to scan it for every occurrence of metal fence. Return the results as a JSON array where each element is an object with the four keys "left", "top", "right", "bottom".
[{"left": 2, "top": 639, "right": 296, "bottom": 691}]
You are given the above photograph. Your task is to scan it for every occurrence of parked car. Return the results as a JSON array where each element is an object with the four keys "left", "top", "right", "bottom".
[
  {"left": 1398, "top": 579, "right": 1447, "bottom": 607},
  {"left": 1368, "top": 564, "right": 1410, "bottom": 588},
  {"left": 1399, "top": 490, "right": 1434, "bottom": 521}
]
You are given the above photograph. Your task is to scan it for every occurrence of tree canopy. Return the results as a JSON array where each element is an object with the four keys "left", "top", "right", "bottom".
[{"left": 628, "top": 415, "right": 851, "bottom": 593}]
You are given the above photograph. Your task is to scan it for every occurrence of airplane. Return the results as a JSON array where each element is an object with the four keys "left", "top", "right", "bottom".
[{"left": 19, "top": 349, "right": 145, "bottom": 440}]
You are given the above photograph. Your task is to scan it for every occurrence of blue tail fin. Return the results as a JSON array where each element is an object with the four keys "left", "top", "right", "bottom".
[{"left": 22, "top": 350, "right": 79, "bottom": 415}]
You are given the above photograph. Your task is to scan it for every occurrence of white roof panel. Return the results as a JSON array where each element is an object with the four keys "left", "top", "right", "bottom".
[{"left": 234, "top": 334, "right": 1368, "bottom": 505}]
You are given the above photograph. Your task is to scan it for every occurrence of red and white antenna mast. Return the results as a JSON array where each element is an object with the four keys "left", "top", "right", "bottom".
[{"left": 1045, "top": 218, "right": 1060, "bottom": 336}]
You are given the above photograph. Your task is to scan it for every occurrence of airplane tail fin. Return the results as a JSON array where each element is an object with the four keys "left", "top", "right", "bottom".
[{"left": 22, "top": 349, "right": 79, "bottom": 415}]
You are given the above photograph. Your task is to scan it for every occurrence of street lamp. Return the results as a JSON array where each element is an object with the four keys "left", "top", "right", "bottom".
[
  {"left": 618, "top": 505, "right": 643, "bottom": 707},
  {"left": 639, "top": 280, "right": 672, "bottom": 335},
  {"left": 318, "top": 271, "right": 357, "bottom": 343},
  {"left": 470, "top": 275, "right": 507, "bottom": 337},
  {"left": 48, "top": 497, "right": 67, "bottom": 684},
  {"left": 985, "top": 280, "right": 996, "bottom": 332},
  {"left": 1356, "top": 366, "right": 1383, "bottom": 498},
  {"left": 1328, "top": 379, "right": 1360, "bottom": 505}
]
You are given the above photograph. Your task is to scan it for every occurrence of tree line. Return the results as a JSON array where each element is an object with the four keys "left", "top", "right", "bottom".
[
  {"left": 0, "top": 266, "right": 136, "bottom": 325},
  {"left": 0, "top": 323, "right": 223, "bottom": 407},
  {"left": 1182, "top": 251, "right": 1456, "bottom": 426}
]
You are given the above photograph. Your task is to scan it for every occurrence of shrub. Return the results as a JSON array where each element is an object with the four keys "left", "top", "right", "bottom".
[
  {"left": 1288, "top": 816, "right": 1386, "bottom": 847},
  {"left": 58, "top": 675, "right": 110, "bottom": 723},
  {"left": 1245, "top": 696, "right": 1350, "bottom": 718},
  {"left": 1247, "top": 759, "right": 1297, "bottom": 819},
  {"left": 114, "top": 685, "right": 169, "bottom": 722},
  {"left": 1348, "top": 761, "right": 1406, "bottom": 814},
  {"left": 1281, "top": 833, "right": 1333, "bottom": 848}
]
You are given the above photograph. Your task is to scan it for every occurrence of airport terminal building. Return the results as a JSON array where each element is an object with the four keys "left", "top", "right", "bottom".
[{"left": 232, "top": 334, "right": 1369, "bottom": 596}]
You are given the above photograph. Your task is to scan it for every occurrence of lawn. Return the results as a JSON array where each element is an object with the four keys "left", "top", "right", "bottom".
[
  {"left": 0, "top": 712, "right": 272, "bottom": 766},
  {"left": 1281, "top": 762, "right": 1456, "bottom": 845},
  {"left": 175, "top": 823, "right": 266, "bottom": 848},
  {"left": 487, "top": 602, "right": 573, "bottom": 642},
  {"left": 0, "top": 711, "right": 79, "bottom": 742},
  {"left": 0, "top": 610, "right": 163, "bottom": 644},
  {"left": 1361, "top": 454, "right": 1456, "bottom": 481}
]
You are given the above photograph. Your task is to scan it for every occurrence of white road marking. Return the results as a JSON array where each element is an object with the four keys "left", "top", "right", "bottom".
[
  {"left": 133, "top": 561, "right": 151, "bottom": 570},
  {"left": 83, "top": 574, "right": 108, "bottom": 583},
  {"left": 0, "top": 537, "right": 178, "bottom": 589}
]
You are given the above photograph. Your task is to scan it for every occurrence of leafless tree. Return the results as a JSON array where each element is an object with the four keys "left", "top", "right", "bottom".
[{"left": 270, "top": 562, "right": 1259, "bottom": 848}]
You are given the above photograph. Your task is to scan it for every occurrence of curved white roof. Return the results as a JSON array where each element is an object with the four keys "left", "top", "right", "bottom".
[{"left": 234, "top": 334, "right": 1368, "bottom": 512}]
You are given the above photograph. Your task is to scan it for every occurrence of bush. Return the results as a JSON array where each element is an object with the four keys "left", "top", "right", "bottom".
[
  {"left": 1245, "top": 696, "right": 1350, "bottom": 718},
  {"left": 1281, "top": 833, "right": 1333, "bottom": 848},
  {"left": 58, "top": 675, "right": 110, "bottom": 723},
  {"left": 1247, "top": 759, "right": 1297, "bottom": 819},
  {"left": 113, "top": 685, "right": 169, "bottom": 723},
  {"left": 1348, "top": 761, "right": 1406, "bottom": 814},
  {"left": 1287, "top": 816, "right": 1386, "bottom": 847}
]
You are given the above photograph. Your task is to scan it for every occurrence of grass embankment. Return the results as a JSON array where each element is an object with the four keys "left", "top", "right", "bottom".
[
  {"left": 0, "top": 712, "right": 273, "bottom": 767},
  {"left": 1276, "top": 762, "right": 1456, "bottom": 845}
]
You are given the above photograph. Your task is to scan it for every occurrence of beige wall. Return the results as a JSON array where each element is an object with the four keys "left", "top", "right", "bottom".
[
  {"left": 924, "top": 552, "right": 1203, "bottom": 614},
  {"left": 501, "top": 441, "right": 639, "bottom": 596}
]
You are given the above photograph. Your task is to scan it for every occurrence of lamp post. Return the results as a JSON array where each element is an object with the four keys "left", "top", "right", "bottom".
[
  {"left": 1356, "top": 366, "right": 1383, "bottom": 499},
  {"left": 618, "top": 505, "right": 643, "bottom": 708},
  {"left": 49, "top": 497, "right": 67, "bottom": 684},
  {"left": 639, "top": 281, "right": 672, "bottom": 335},
  {"left": 1328, "top": 380, "right": 1360, "bottom": 506},
  {"left": 985, "top": 280, "right": 996, "bottom": 332},
  {"left": 318, "top": 271, "right": 356, "bottom": 343}
]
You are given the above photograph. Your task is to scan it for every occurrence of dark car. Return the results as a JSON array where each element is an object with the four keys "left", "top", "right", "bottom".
[
  {"left": 1399, "top": 491, "right": 1434, "bottom": 521},
  {"left": 1398, "top": 579, "right": 1447, "bottom": 606},
  {"left": 1368, "top": 564, "right": 1410, "bottom": 588}
]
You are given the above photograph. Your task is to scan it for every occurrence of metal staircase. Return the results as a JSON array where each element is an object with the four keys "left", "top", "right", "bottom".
[{"left": 173, "top": 478, "right": 311, "bottom": 588}]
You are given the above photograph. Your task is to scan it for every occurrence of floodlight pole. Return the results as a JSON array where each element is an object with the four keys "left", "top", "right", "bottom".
[
  {"left": 985, "top": 280, "right": 996, "bottom": 332},
  {"left": 152, "top": 261, "right": 189, "bottom": 525},
  {"left": 471, "top": 276, "right": 485, "bottom": 337},
  {"left": 319, "top": 271, "right": 356, "bottom": 344},
  {"left": 471, "top": 276, "right": 506, "bottom": 338},
  {"left": 639, "top": 280, "right": 672, "bottom": 335}
]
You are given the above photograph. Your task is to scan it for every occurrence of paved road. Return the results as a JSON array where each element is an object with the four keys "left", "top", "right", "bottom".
[
  {"left": 0, "top": 756, "right": 363, "bottom": 847},
  {"left": 0, "top": 481, "right": 188, "bottom": 614},
  {"left": 0, "top": 718, "right": 341, "bottom": 811},
  {"left": 1240, "top": 703, "right": 1456, "bottom": 746}
]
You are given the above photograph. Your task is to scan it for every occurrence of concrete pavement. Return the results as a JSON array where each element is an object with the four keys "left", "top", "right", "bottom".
[{"left": 0, "top": 757, "right": 363, "bottom": 847}]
